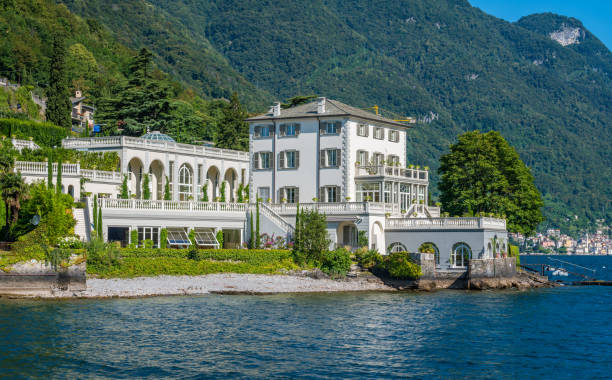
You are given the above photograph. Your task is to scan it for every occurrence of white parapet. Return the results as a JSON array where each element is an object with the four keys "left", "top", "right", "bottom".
[{"left": 385, "top": 217, "right": 507, "bottom": 231}]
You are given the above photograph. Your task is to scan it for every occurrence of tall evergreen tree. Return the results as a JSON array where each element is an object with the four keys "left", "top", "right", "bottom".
[
  {"left": 438, "top": 131, "right": 544, "bottom": 235},
  {"left": 55, "top": 159, "right": 62, "bottom": 194},
  {"left": 248, "top": 211, "right": 254, "bottom": 249},
  {"left": 45, "top": 35, "right": 71, "bottom": 128},
  {"left": 255, "top": 198, "right": 260, "bottom": 249},
  {"left": 215, "top": 93, "right": 249, "bottom": 151},
  {"left": 47, "top": 157, "right": 53, "bottom": 189},
  {"left": 96, "top": 48, "right": 172, "bottom": 136},
  {"left": 120, "top": 175, "right": 129, "bottom": 199}
]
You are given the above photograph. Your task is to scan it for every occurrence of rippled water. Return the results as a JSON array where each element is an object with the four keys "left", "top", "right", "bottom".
[{"left": 2, "top": 286, "right": 611, "bottom": 379}]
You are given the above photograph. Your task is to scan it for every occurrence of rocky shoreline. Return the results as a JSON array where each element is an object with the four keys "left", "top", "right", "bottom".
[{"left": 0, "top": 270, "right": 556, "bottom": 299}]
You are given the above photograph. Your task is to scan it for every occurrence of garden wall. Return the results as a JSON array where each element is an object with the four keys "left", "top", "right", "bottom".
[{"left": 0, "top": 260, "right": 86, "bottom": 296}]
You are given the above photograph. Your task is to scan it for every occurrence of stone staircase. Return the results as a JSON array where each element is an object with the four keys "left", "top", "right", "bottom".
[{"left": 73, "top": 208, "right": 90, "bottom": 242}]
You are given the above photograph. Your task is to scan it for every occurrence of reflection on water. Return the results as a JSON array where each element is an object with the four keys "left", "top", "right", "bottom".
[{"left": 1, "top": 287, "right": 611, "bottom": 379}]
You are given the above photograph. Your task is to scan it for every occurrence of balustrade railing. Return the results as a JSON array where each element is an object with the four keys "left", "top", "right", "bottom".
[
  {"left": 99, "top": 199, "right": 248, "bottom": 213},
  {"left": 62, "top": 136, "right": 249, "bottom": 161},
  {"left": 386, "top": 217, "right": 506, "bottom": 231},
  {"left": 355, "top": 165, "right": 428, "bottom": 181},
  {"left": 14, "top": 161, "right": 123, "bottom": 182},
  {"left": 11, "top": 138, "right": 40, "bottom": 151}
]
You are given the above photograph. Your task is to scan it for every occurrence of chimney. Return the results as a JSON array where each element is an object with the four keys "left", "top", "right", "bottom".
[
  {"left": 75, "top": 90, "right": 82, "bottom": 98},
  {"left": 272, "top": 102, "right": 281, "bottom": 117},
  {"left": 317, "top": 97, "right": 326, "bottom": 114}
]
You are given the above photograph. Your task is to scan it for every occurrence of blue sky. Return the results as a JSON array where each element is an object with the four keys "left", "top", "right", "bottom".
[{"left": 469, "top": 0, "right": 612, "bottom": 49}]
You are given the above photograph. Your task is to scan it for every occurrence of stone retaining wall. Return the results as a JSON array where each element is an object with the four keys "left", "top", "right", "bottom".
[
  {"left": 0, "top": 260, "right": 86, "bottom": 296},
  {"left": 469, "top": 257, "right": 516, "bottom": 279}
]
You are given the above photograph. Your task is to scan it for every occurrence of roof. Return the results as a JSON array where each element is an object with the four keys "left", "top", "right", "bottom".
[
  {"left": 246, "top": 98, "right": 410, "bottom": 128},
  {"left": 70, "top": 96, "right": 86, "bottom": 105},
  {"left": 141, "top": 131, "right": 176, "bottom": 142}
]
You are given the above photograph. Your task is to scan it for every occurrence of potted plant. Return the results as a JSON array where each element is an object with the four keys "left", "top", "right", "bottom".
[
  {"left": 267, "top": 198, "right": 272, "bottom": 203},
  {"left": 345, "top": 196, "right": 351, "bottom": 201},
  {"left": 281, "top": 197, "right": 287, "bottom": 203},
  {"left": 401, "top": 209, "right": 407, "bottom": 214},
  {"left": 312, "top": 197, "right": 318, "bottom": 202},
  {"left": 385, "top": 212, "right": 391, "bottom": 218}
]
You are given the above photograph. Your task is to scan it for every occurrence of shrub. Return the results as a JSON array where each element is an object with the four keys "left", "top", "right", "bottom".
[
  {"left": 0, "top": 118, "right": 68, "bottom": 147},
  {"left": 130, "top": 229, "right": 138, "bottom": 248},
  {"left": 216, "top": 230, "right": 224, "bottom": 248},
  {"left": 320, "top": 247, "right": 352, "bottom": 277},
  {"left": 383, "top": 252, "right": 422, "bottom": 279},
  {"left": 355, "top": 248, "right": 382, "bottom": 269},
  {"left": 187, "top": 245, "right": 199, "bottom": 260},
  {"left": 358, "top": 230, "right": 368, "bottom": 248},
  {"left": 509, "top": 244, "right": 520, "bottom": 266},
  {"left": 160, "top": 228, "right": 168, "bottom": 249},
  {"left": 143, "top": 239, "right": 154, "bottom": 249},
  {"left": 86, "top": 237, "right": 120, "bottom": 269},
  {"left": 46, "top": 247, "right": 71, "bottom": 271}
]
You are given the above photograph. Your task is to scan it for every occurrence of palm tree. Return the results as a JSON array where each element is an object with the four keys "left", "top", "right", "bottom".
[{"left": 1, "top": 172, "right": 28, "bottom": 225}]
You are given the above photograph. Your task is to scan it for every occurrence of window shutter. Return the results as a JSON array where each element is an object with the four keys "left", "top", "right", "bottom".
[
  {"left": 320, "top": 187, "right": 325, "bottom": 202},
  {"left": 254, "top": 126, "right": 260, "bottom": 137},
  {"left": 279, "top": 151, "right": 285, "bottom": 169},
  {"left": 254, "top": 153, "right": 259, "bottom": 169},
  {"left": 279, "top": 188, "right": 284, "bottom": 201},
  {"left": 335, "top": 121, "right": 341, "bottom": 133},
  {"left": 365, "top": 125, "right": 369, "bottom": 137},
  {"left": 295, "top": 124, "right": 301, "bottom": 135},
  {"left": 319, "top": 123, "right": 326, "bottom": 135},
  {"left": 295, "top": 151, "right": 300, "bottom": 168},
  {"left": 295, "top": 188, "right": 299, "bottom": 203},
  {"left": 279, "top": 124, "right": 286, "bottom": 136},
  {"left": 365, "top": 152, "right": 369, "bottom": 165},
  {"left": 320, "top": 150, "right": 326, "bottom": 167},
  {"left": 336, "top": 149, "right": 341, "bottom": 167}
]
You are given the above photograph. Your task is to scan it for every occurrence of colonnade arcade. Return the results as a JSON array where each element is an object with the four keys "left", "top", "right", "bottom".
[{"left": 126, "top": 157, "right": 244, "bottom": 202}]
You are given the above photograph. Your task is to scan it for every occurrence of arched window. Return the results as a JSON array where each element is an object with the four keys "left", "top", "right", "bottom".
[
  {"left": 388, "top": 242, "right": 408, "bottom": 253},
  {"left": 452, "top": 243, "right": 472, "bottom": 268},
  {"left": 419, "top": 242, "right": 440, "bottom": 265},
  {"left": 178, "top": 164, "right": 193, "bottom": 201}
]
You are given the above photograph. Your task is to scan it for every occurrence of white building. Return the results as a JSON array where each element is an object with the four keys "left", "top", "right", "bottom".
[{"left": 14, "top": 97, "right": 508, "bottom": 271}]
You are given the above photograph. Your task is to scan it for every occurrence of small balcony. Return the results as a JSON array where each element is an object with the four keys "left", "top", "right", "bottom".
[{"left": 355, "top": 165, "right": 429, "bottom": 183}]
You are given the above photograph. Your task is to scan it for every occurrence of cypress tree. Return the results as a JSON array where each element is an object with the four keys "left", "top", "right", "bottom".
[
  {"left": 97, "top": 206, "right": 103, "bottom": 239},
  {"left": 142, "top": 173, "right": 151, "bottom": 200},
  {"left": 45, "top": 35, "right": 71, "bottom": 129},
  {"left": 215, "top": 92, "right": 249, "bottom": 151},
  {"left": 47, "top": 157, "right": 53, "bottom": 189},
  {"left": 92, "top": 195, "right": 98, "bottom": 235},
  {"left": 120, "top": 175, "right": 129, "bottom": 199},
  {"left": 56, "top": 159, "right": 62, "bottom": 194},
  {"left": 294, "top": 202, "right": 300, "bottom": 252},
  {"left": 164, "top": 176, "right": 171, "bottom": 200},
  {"left": 255, "top": 198, "right": 260, "bottom": 249},
  {"left": 249, "top": 211, "right": 254, "bottom": 249}
]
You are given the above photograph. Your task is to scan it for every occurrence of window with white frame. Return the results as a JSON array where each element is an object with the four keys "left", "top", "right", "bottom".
[
  {"left": 418, "top": 186, "right": 425, "bottom": 203},
  {"left": 137, "top": 227, "right": 159, "bottom": 248},
  {"left": 388, "top": 129, "right": 399, "bottom": 142},
  {"left": 279, "top": 150, "right": 299, "bottom": 169},
  {"left": 254, "top": 152, "right": 272, "bottom": 170},
  {"left": 257, "top": 187, "right": 270, "bottom": 202},
  {"left": 384, "top": 182, "right": 392, "bottom": 203},
  {"left": 320, "top": 148, "right": 341, "bottom": 168},
  {"left": 320, "top": 121, "right": 341, "bottom": 135},
  {"left": 452, "top": 243, "right": 472, "bottom": 268},
  {"left": 279, "top": 123, "right": 300, "bottom": 137},
  {"left": 374, "top": 153, "right": 385, "bottom": 166},
  {"left": 254, "top": 125, "right": 272, "bottom": 138},
  {"left": 357, "top": 150, "right": 369, "bottom": 166},
  {"left": 280, "top": 187, "right": 299, "bottom": 203},
  {"left": 320, "top": 186, "right": 340, "bottom": 202},
  {"left": 178, "top": 164, "right": 193, "bottom": 201},
  {"left": 357, "top": 123, "right": 369, "bottom": 137},
  {"left": 374, "top": 127, "right": 384, "bottom": 140},
  {"left": 356, "top": 183, "right": 380, "bottom": 202}
]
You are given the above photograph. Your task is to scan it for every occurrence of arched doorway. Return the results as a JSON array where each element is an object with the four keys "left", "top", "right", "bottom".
[
  {"left": 419, "top": 242, "right": 440, "bottom": 266},
  {"left": 128, "top": 157, "right": 144, "bottom": 199},
  {"left": 224, "top": 168, "right": 238, "bottom": 202},
  {"left": 452, "top": 242, "right": 472, "bottom": 268},
  {"left": 68, "top": 185, "right": 74, "bottom": 198},
  {"left": 178, "top": 163, "right": 193, "bottom": 201},
  {"left": 371, "top": 221, "right": 384, "bottom": 252},
  {"left": 149, "top": 160, "right": 165, "bottom": 200},
  {"left": 206, "top": 166, "right": 220, "bottom": 201}
]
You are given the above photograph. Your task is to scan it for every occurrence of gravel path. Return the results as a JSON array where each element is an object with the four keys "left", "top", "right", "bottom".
[{"left": 49, "top": 274, "right": 394, "bottom": 298}]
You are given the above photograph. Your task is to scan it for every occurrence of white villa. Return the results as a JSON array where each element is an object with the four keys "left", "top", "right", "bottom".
[{"left": 14, "top": 97, "right": 508, "bottom": 270}]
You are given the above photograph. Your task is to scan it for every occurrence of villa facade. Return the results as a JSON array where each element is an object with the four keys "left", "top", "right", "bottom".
[{"left": 14, "top": 97, "right": 508, "bottom": 271}]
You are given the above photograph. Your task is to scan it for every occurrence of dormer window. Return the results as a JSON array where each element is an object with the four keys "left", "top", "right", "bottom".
[{"left": 320, "top": 121, "right": 341, "bottom": 135}]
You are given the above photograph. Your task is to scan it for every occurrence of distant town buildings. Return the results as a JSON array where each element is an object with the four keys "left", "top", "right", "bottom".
[
  {"left": 511, "top": 226, "right": 612, "bottom": 255},
  {"left": 70, "top": 90, "right": 95, "bottom": 132}
]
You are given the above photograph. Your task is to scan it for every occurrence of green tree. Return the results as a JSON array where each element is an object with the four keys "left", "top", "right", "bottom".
[
  {"left": 45, "top": 35, "right": 71, "bottom": 129},
  {"left": 55, "top": 159, "right": 62, "bottom": 194},
  {"left": 97, "top": 206, "right": 103, "bottom": 238},
  {"left": 92, "top": 194, "right": 98, "bottom": 233},
  {"left": 0, "top": 172, "right": 28, "bottom": 234},
  {"left": 255, "top": 199, "right": 261, "bottom": 248},
  {"left": 248, "top": 211, "right": 254, "bottom": 249},
  {"left": 96, "top": 48, "right": 172, "bottom": 136},
  {"left": 219, "top": 181, "right": 226, "bottom": 202},
  {"left": 438, "top": 131, "right": 544, "bottom": 235},
  {"left": 293, "top": 209, "right": 329, "bottom": 264},
  {"left": 47, "top": 157, "right": 53, "bottom": 189},
  {"left": 120, "top": 175, "right": 129, "bottom": 199},
  {"left": 215, "top": 93, "right": 249, "bottom": 151},
  {"left": 164, "top": 176, "right": 171, "bottom": 200},
  {"left": 281, "top": 95, "right": 317, "bottom": 109},
  {"left": 237, "top": 183, "right": 244, "bottom": 203},
  {"left": 142, "top": 173, "right": 151, "bottom": 200}
]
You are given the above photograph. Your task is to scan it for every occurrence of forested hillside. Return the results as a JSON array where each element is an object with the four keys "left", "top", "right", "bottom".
[{"left": 6, "top": 0, "right": 611, "bottom": 233}]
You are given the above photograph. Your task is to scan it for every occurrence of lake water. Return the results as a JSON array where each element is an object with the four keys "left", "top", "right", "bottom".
[{"left": 2, "top": 258, "right": 612, "bottom": 379}]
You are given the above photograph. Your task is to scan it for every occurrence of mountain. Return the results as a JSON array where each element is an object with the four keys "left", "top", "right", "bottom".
[{"left": 46, "top": 1, "right": 612, "bottom": 233}]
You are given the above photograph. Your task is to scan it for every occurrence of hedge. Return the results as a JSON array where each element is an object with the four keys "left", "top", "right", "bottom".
[
  {"left": 86, "top": 248, "right": 297, "bottom": 278},
  {"left": 0, "top": 118, "right": 68, "bottom": 147}
]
